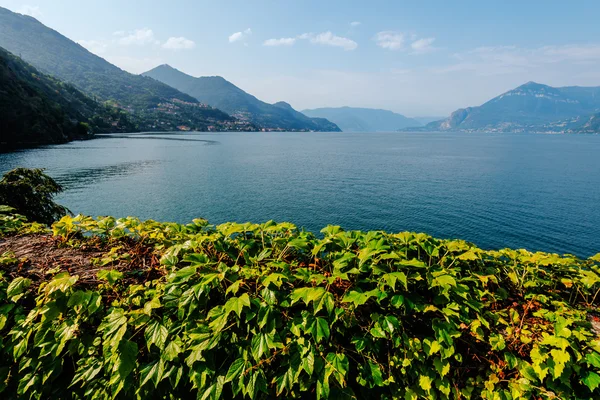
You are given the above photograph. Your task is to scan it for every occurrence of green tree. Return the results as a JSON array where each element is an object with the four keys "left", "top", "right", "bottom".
[{"left": 0, "top": 168, "right": 69, "bottom": 225}]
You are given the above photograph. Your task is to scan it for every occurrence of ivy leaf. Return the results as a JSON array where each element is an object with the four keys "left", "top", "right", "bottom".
[
  {"left": 341, "top": 290, "right": 379, "bottom": 307},
  {"left": 224, "top": 293, "right": 251, "bottom": 318},
  {"left": 145, "top": 320, "right": 169, "bottom": 350},
  {"left": 45, "top": 272, "right": 78, "bottom": 295},
  {"left": 419, "top": 375, "right": 433, "bottom": 392},
  {"left": 582, "top": 371, "right": 600, "bottom": 392},
  {"left": 313, "top": 317, "right": 330, "bottom": 343},
  {"left": 251, "top": 334, "right": 269, "bottom": 360},
  {"left": 117, "top": 339, "right": 138, "bottom": 379},
  {"left": 291, "top": 287, "right": 326, "bottom": 306},
  {"left": 225, "top": 358, "right": 246, "bottom": 382},
  {"left": 381, "top": 272, "right": 408, "bottom": 291},
  {"left": 7, "top": 277, "right": 31, "bottom": 302},
  {"left": 550, "top": 349, "right": 570, "bottom": 379},
  {"left": 325, "top": 353, "right": 349, "bottom": 386},
  {"left": 97, "top": 269, "right": 123, "bottom": 285},
  {"left": 431, "top": 274, "right": 456, "bottom": 289},
  {"left": 162, "top": 339, "right": 182, "bottom": 361},
  {"left": 489, "top": 334, "right": 506, "bottom": 351}
]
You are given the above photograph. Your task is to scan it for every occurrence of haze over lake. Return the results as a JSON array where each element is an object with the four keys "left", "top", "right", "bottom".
[{"left": 1, "top": 131, "right": 599, "bottom": 257}]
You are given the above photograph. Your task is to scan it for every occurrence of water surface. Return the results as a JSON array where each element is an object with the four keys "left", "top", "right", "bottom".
[{"left": 1, "top": 131, "right": 599, "bottom": 257}]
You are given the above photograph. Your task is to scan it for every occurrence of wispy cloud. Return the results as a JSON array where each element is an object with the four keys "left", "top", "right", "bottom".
[
  {"left": 263, "top": 37, "right": 296, "bottom": 47},
  {"left": 375, "top": 31, "right": 437, "bottom": 54},
  {"left": 411, "top": 38, "right": 436, "bottom": 54},
  {"left": 434, "top": 44, "right": 600, "bottom": 76},
  {"left": 162, "top": 37, "right": 196, "bottom": 50},
  {"left": 229, "top": 28, "right": 252, "bottom": 44},
  {"left": 17, "top": 5, "right": 42, "bottom": 19},
  {"left": 374, "top": 31, "right": 405, "bottom": 50},
  {"left": 115, "top": 29, "right": 159, "bottom": 46},
  {"left": 350, "top": 21, "right": 361, "bottom": 27},
  {"left": 302, "top": 32, "right": 358, "bottom": 51}
]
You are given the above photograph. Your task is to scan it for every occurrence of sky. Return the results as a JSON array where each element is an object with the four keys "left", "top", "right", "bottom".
[{"left": 2, "top": 0, "right": 600, "bottom": 117}]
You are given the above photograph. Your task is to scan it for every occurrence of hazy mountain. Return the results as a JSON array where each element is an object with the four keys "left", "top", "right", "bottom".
[
  {"left": 575, "top": 112, "right": 600, "bottom": 133},
  {"left": 301, "top": 107, "right": 421, "bottom": 132},
  {"left": 142, "top": 64, "right": 340, "bottom": 132},
  {"left": 0, "top": 7, "right": 238, "bottom": 131},
  {"left": 411, "top": 116, "right": 447, "bottom": 126},
  {"left": 0, "top": 46, "right": 139, "bottom": 149},
  {"left": 424, "top": 82, "right": 600, "bottom": 132}
]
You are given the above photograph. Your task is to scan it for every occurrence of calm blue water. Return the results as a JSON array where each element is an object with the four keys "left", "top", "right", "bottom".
[{"left": 1, "top": 131, "right": 599, "bottom": 257}]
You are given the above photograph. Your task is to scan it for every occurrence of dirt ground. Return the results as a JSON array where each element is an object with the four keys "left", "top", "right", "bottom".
[{"left": 0, "top": 234, "right": 162, "bottom": 285}]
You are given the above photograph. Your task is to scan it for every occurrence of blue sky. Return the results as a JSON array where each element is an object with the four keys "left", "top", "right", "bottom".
[{"left": 2, "top": 0, "right": 600, "bottom": 116}]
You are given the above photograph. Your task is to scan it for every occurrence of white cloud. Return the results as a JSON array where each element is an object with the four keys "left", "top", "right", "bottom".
[
  {"left": 229, "top": 28, "right": 252, "bottom": 43},
  {"left": 301, "top": 32, "right": 358, "bottom": 51},
  {"left": 77, "top": 39, "right": 108, "bottom": 54},
  {"left": 263, "top": 38, "right": 296, "bottom": 47},
  {"left": 162, "top": 37, "right": 196, "bottom": 50},
  {"left": 117, "top": 29, "right": 158, "bottom": 46},
  {"left": 350, "top": 21, "right": 361, "bottom": 27},
  {"left": 411, "top": 38, "right": 436, "bottom": 54},
  {"left": 375, "top": 31, "right": 405, "bottom": 50},
  {"left": 17, "top": 5, "right": 42, "bottom": 19}
]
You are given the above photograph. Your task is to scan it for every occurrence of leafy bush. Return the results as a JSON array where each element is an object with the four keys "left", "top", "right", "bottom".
[
  {"left": 1, "top": 214, "right": 600, "bottom": 399},
  {"left": 0, "top": 168, "right": 68, "bottom": 225}
]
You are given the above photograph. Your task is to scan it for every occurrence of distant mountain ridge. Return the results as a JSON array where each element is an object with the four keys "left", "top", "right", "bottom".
[
  {"left": 0, "top": 6, "right": 242, "bottom": 132},
  {"left": 142, "top": 64, "right": 340, "bottom": 132},
  {"left": 0, "top": 46, "right": 136, "bottom": 149},
  {"left": 302, "top": 107, "right": 422, "bottom": 132},
  {"left": 423, "top": 82, "right": 600, "bottom": 133}
]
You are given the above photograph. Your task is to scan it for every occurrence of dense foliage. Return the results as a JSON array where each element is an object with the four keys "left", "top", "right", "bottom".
[
  {"left": 0, "top": 168, "right": 68, "bottom": 225},
  {"left": 0, "top": 7, "right": 241, "bottom": 133},
  {"left": 143, "top": 65, "right": 341, "bottom": 132},
  {"left": 1, "top": 209, "right": 600, "bottom": 399},
  {"left": 0, "top": 46, "right": 137, "bottom": 148}
]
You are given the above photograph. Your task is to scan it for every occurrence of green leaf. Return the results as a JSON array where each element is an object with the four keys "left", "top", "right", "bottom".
[
  {"left": 97, "top": 269, "right": 123, "bottom": 285},
  {"left": 431, "top": 274, "right": 456, "bottom": 289},
  {"left": 162, "top": 339, "right": 182, "bottom": 361},
  {"left": 550, "top": 349, "right": 570, "bottom": 379},
  {"left": 291, "top": 287, "right": 326, "bottom": 306},
  {"left": 489, "top": 334, "right": 506, "bottom": 351},
  {"left": 325, "top": 353, "right": 348, "bottom": 386},
  {"left": 313, "top": 317, "right": 330, "bottom": 343},
  {"left": 225, "top": 358, "right": 246, "bottom": 382},
  {"left": 419, "top": 375, "right": 433, "bottom": 392},
  {"left": 45, "top": 272, "right": 78, "bottom": 295},
  {"left": 582, "top": 371, "right": 600, "bottom": 392},
  {"left": 145, "top": 320, "right": 169, "bottom": 350},
  {"left": 341, "top": 289, "right": 379, "bottom": 307},
  {"left": 7, "top": 277, "right": 31, "bottom": 301},
  {"left": 224, "top": 293, "right": 251, "bottom": 318},
  {"left": 381, "top": 272, "right": 408, "bottom": 290},
  {"left": 117, "top": 339, "right": 138, "bottom": 379},
  {"left": 251, "top": 334, "right": 269, "bottom": 360}
]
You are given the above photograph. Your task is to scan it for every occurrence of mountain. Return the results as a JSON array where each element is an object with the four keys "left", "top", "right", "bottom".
[
  {"left": 301, "top": 107, "right": 421, "bottom": 132},
  {"left": 0, "top": 7, "right": 241, "bottom": 132},
  {"left": 424, "top": 82, "right": 600, "bottom": 132},
  {"left": 575, "top": 112, "right": 600, "bottom": 133},
  {"left": 142, "top": 64, "right": 340, "bottom": 132},
  {"left": 0, "top": 46, "right": 139, "bottom": 149},
  {"left": 412, "top": 116, "right": 447, "bottom": 126}
]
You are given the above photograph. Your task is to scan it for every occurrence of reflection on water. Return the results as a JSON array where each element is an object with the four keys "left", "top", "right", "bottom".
[
  {"left": 96, "top": 134, "right": 220, "bottom": 145},
  {"left": 53, "top": 160, "right": 163, "bottom": 189}
]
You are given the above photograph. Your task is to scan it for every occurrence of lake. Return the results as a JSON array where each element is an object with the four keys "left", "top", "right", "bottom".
[{"left": 1, "top": 131, "right": 599, "bottom": 257}]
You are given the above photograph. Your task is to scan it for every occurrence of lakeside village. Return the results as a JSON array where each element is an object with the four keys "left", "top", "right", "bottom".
[{"left": 146, "top": 99, "right": 321, "bottom": 132}]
